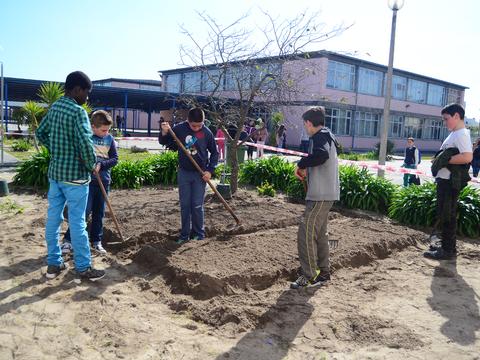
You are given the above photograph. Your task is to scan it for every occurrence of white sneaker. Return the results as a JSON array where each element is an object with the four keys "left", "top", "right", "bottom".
[
  {"left": 61, "top": 242, "right": 73, "bottom": 254},
  {"left": 93, "top": 243, "right": 107, "bottom": 254}
]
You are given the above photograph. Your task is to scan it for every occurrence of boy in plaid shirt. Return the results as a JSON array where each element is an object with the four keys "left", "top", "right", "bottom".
[{"left": 36, "top": 71, "right": 105, "bottom": 281}]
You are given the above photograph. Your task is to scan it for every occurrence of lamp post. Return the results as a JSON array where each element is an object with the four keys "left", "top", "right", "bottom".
[
  {"left": 378, "top": 0, "right": 404, "bottom": 177},
  {"left": 1, "top": 61, "right": 4, "bottom": 165}
]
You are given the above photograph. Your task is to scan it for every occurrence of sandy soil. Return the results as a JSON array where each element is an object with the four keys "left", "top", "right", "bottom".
[{"left": 0, "top": 183, "right": 479, "bottom": 360}]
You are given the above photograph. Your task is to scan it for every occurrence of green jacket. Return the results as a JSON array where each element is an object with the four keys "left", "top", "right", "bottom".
[
  {"left": 431, "top": 147, "right": 470, "bottom": 190},
  {"left": 36, "top": 96, "right": 96, "bottom": 182}
]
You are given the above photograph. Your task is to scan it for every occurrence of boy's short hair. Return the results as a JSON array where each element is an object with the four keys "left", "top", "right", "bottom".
[
  {"left": 441, "top": 103, "right": 465, "bottom": 120},
  {"left": 91, "top": 110, "right": 113, "bottom": 127},
  {"left": 188, "top": 108, "right": 205, "bottom": 123},
  {"left": 302, "top": 107, "right": 325, "bottom": 127},
  {"left": 407, "top": 137, "right": 414, "bottom": 142},
  {"left": 65, "top": 71, "right": 92, "bottom": 91}
]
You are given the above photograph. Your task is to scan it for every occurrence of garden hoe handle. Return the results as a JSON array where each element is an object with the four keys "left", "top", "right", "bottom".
[
  {"left": 94, "top": 169, "right": 125, "bottom": 242},
  {"left": 167, "top": 127, "right": 241, "bottom": 225}
]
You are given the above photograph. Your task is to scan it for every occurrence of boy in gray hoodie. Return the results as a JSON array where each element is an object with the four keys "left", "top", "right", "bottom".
[{"left": 291, "top": 107, "right": 340, "bottom": 289}]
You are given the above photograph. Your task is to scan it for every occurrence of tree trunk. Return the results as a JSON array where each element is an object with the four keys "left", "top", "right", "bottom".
[
  {"left": 228, "top": 140, "right": 239, "bottom": 194},
  {"left": 32, "top": 135, "right": 40, "bottom": 152}
]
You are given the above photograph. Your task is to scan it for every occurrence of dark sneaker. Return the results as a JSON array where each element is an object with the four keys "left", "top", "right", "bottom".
[
  {"left": 428, "top": 243, "right": 457, "bottom": 254},
  {"left": 310, "top": 271, "right": 331, "bottom": 287},
  {"left": 77, "top": 267, "right": 106, "bottom": 282},
  {"left": 61, "top": 241, "right": 73, "bottom": 254},
  {"left": 46, "top": 263, "right": 68, "bottom": 279},
  {"left": 290, "top": 274, "right": 309, "bottom": 289},
  {"left": 190, "top": 235, "right": 204, "bottom": 241},
  {"left": 423, "top": 248, "right": 456, "bottom": 260},
  {"left": 290, "top": 270, "right": 329, "bottom": 289},
  {"left": 175, "top": 238, "right": 190, "bottom": 245}
]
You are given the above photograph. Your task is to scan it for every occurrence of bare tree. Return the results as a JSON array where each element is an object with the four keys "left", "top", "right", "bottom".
[{"left": 173, "top": 9, "right": 350, "bottom": 193}]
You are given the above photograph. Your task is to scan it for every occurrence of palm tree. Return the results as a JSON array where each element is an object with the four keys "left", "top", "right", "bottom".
[
  {"left": 22, "top": 101, "right": 46, "bottom": 151},
  {"left": 38, "top": 82, "right": 64, "bottom": 106}
]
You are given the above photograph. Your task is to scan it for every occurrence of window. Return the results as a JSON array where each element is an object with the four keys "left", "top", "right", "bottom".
[
  {"left": 446, "top": 88, "right": 461, "bottom": 104},
  {"left": 225, "top": 66, "right": 252, "bottom": 91},
  {"left": 423, "top": 118, "right": 443, "bottom": 140},
  {"left": 355, "top": 111, "right": 380, "bottom": 137},
  {"left": 392, "top": 75, "right": 407, "bottom": 100},
  {"left": 358, "top": 67, "right": 383, "bottom": 96},
  {"left": 202, "top": 69, "right": 223, "bottom": 92},
  {"left": 183, "top": 72, "right": 202, "bottom": 93},
  {"left": 427, "top": 84, "right": 445, "bottom": 106},
  {"left": 165, "top": 74, "right": 181, "bottom": 93},
  {"left": 326, "top": 61, "right": 356, "bottom": 91},
  {"left": 325, "top": 108, "right": 351, "bottom": 135},
  {"left": 403, "top": 117, "right": 423, "bottom": 139},
  {"left": 407, "top": 79, "right": 427, "bottom": 103},
  {"left": 388, "top": 115, "right": 404, "bottom": 138}
]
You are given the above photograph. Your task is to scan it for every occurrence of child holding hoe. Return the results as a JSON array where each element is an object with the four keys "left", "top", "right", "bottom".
[
  {"left": 291, "top": 106, "right": 340, "bottom": 289},
  {"left": 36, "top": 71, "right": 105, "bottom": 281},
  {"left": 61, "top": 110, "right": 118, "bottom": 255},
  {"left": 159, "top": 108, "right": 219, "bottom": 244}
]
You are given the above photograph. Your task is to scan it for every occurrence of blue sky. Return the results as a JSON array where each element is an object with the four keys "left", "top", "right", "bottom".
[{"left": 1, "top": 0, "right": 479, "bottom": 119}]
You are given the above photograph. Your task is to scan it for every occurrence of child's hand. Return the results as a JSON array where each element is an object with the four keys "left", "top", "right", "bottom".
[
  {"left": 202, "top": 171, "right": 212, "bottom": 182},
  {"left": 94, "top": 163, "right": 101, "bottom": 174},
  {"left": 295, "top": 166, "right": 306, "bottom": 180}
]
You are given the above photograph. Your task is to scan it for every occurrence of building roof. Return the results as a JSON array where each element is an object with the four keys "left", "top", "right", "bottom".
[
  {"left": 159, "top": 50, "right": 468, "bottom": 90},
  {"left": 93, "top": 78, "right": 162, "bottom": 86}
]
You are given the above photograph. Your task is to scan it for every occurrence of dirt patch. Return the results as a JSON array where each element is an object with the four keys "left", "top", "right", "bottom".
[{"left": 97, "top": 186, "right": 426, "bottom": 331}]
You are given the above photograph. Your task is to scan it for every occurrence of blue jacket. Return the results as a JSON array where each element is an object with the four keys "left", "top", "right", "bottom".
[
  {"left": 159, "top": 121, "right": 218, "bottom": 173},
  {"left": 91, "top": 134, "right": 118, "bottom": 185}
]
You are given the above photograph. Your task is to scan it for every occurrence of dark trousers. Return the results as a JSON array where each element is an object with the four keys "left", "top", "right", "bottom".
[
  {"left": 436, "top": 179, "right": 460, "bottom": 253},
  {"left": 64, "top": 182, "right": 108, "bottom": 245},
  {"left": 178, "top": 168, "right": 206, "bottom": 240}
]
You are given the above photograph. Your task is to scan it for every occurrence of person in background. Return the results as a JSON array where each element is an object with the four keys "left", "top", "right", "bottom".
[
  {"left": 472, "top": 139, "right": 480, "bottom": 177},
  {"left": 245, "top": 119, "right": 256, "bottom": 160},
  {"left": 216, "top": 127, "right": 226, "bottom": 161},
  {"left": 276, "top": 124, "right": 287, "bottom": 149},
  {"left": 254, "top": 121, "right": 268, "bottom": 158},
  {"left": 402, "top": 137, "right": 420, "bottom": 187}
]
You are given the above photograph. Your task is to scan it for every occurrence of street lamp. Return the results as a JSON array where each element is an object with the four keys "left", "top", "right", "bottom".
[{"left": 378, "top": 0, "right": 405, "bottom": 177}]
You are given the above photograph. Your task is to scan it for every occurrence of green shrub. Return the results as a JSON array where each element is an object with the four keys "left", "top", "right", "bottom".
[
  {"left": 286, "top": 178, "right": 306, "bottom": 200},
  {"left": 457, "top": 186, "right": 480, "bottom": 237},
  {"left": 339, "top": 165, "right": 397, "bottom": 213},
  {"left": 144, "top": 151, "right": 178, "bottom": 185},
  {"left": 389, "top": 182, "right": 437, "bottom": 227},
  {"left": 257, "top": 182, "right": 276, "bottom": 197},
  {"left": 111, "top": 160, "right": 154, "bottom": 189},
  {"left": 11, "top": 139, "right": 32, "bottom": 152},
  {"left": 13, "top": 147, "right": 50, "bottom": 189},
  {"left": 239, "top": 156, "right": 295, "bottom": 191}
]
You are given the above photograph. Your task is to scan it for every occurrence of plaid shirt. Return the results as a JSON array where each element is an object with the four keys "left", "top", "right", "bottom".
[{"left": 36, "top": 96, "right": 96, "bottom": 182}]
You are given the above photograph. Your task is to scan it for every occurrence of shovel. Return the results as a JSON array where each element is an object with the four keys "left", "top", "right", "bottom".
[
  {"left": 167, "top": 127, "right": 241, "bottom": 226},
  {"left": 94, "top": 169, "right": 132, "bottom": 244}
]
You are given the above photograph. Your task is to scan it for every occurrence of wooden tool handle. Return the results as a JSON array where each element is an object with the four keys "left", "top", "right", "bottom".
[{"left": 166, "top": 127, "right": 241, "bottom": 225}]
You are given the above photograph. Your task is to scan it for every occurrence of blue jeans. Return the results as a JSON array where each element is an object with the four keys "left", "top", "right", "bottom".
[
  {"left": 45, "top": 179, "right": 91, "bottom": 272},
  {"left": 64, "top": 182, "right": 108, "bottom": 245},
  {"left": 178, "top": 168, "right": 206, "bottom": 240}
]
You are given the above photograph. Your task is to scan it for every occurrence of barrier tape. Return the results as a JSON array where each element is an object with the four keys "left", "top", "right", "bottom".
[{"left": 116, "top": 136, "right": 480, "bottom": 184}]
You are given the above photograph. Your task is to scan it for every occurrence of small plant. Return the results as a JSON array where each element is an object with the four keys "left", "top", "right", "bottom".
[
  {"left": 239, "top": 156, "right": 295, "bottom": 191},
  {"left": 144, "top": 151, "right": 178, "bottom": 185},
  {"left": 11, "top": 139, "right": 32, "bottom": 152},
  {"left": 13, "top": 147, "right": 50, "bottom": 189},
  {"left": 257, "top": 181, "right": 276, "bottom": 197},
  {"left": 111, "top": 159, "right": 154, "bottom": 189},
  {"left": 0, "top": 197, "right": 25, "bottom": 215}
]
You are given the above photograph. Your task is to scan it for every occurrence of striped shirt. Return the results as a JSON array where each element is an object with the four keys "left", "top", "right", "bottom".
[{"left": 36, "top": 96, "right": 96, "bottom": 182}]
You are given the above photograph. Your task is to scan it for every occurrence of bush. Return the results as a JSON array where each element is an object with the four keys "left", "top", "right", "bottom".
[
  {"left": 257, "top": 182, "right": 276, "bottom": 197},
  {"left": 457, "top": 186, "right": 480, "bottom": 237},
  {"left": 239, "top": 156, "right": 295, "bottom": 191},
  {"left": 111, "top": 160, "right": 154, "bottom": 189},
  {"left": 11, "top": 139, "right": 32, "bottom": 152},
  {"left": 144, "top": 151, "right": 178, "bottom": 185},
  {"left": 339, "top": 165, "right": 397, "bottom": 214},
  {"left": 286, "top": 177, "right": 306, "bottom": 200},
  {"left": 13, "top": 147, "right": 50, "bottom": 189}
]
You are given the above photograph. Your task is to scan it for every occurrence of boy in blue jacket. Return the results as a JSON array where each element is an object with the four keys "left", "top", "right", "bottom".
[
  {"left": 159, "top": 108, "right": 218, "bottom": 244},
  {"left": 62, "top": 110, "right": 118, "bottom": 254}
]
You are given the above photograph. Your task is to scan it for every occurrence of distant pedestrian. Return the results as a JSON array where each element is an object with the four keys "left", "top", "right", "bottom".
[
  {"left": 472, "top": 139, "right": 480, "bottom": 177},
  {"left": 245, "top": 120, "right": 256, "bottom": 160},
  {"left": 276, "top": 124, "right": 287, "bottom": 149},
  {"left": 216, "top": 127, "right": 226, "bottom": 161},
  {"left": 402, "top": 137, "right": 420, "bottom": 187},
  {"left": 254, "top": 121, "right": 268, "bottom": 158}
]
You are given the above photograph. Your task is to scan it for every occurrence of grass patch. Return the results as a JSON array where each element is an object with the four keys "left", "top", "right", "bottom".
[{"left": 117, "top": 148, "right": 156, "bottom": 162}]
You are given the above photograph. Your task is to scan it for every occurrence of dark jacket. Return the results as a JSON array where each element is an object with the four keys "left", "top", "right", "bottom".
[
  {"left": 431, "top": 147, "right": 470, "bottom": 190},
  {"left": 159, "top": 121, "right": 218, "bottom": 173}
]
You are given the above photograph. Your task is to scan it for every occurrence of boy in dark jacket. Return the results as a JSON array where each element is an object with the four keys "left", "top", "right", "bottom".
[
  {"left": 291, "top": 107, "right": 340, "bottom": 289},
  {"left": 402, "top": 137, "right": 420, "bottom": 187},
  {"left": 62, "top": 110, "right": 118, "bottom": 254},
  {"left": 424, "top": 104, "right": 472, "bottom": 260},
  {"left": 159, "top": 108, "right": 218, "bottom": 244}
]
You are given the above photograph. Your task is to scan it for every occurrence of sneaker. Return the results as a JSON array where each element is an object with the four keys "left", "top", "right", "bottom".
[
  {"left": 76, "top": 267, "right": 106, "bottom": 282},
  {"left": 93, "top": 242, "right": 107, "bottom": 254},
  {"left": 423, "top": 248, "right": 456, "bottom": 260},
  {"left": 428, "top": 243, "right": 457, "bottom": 254},
  {"left": 61, "top": 241, "right": 73, "bottom": 255},
  {"left": 190, "top": 235, "right": 204, "bottom": 241},
  {"left": 46, "top": 263, "right": 68, "bottom": 279},
  {"left": 175, "top": 238, "right": 190, "bottom": 245},
  {"left": 290, "top": 269, "right": 329, "bottom": 289}
]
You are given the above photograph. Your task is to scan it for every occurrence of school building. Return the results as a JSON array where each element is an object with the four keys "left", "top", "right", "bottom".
[{"left": 159, "top": 50, "right": 469, "bottom": 152}]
